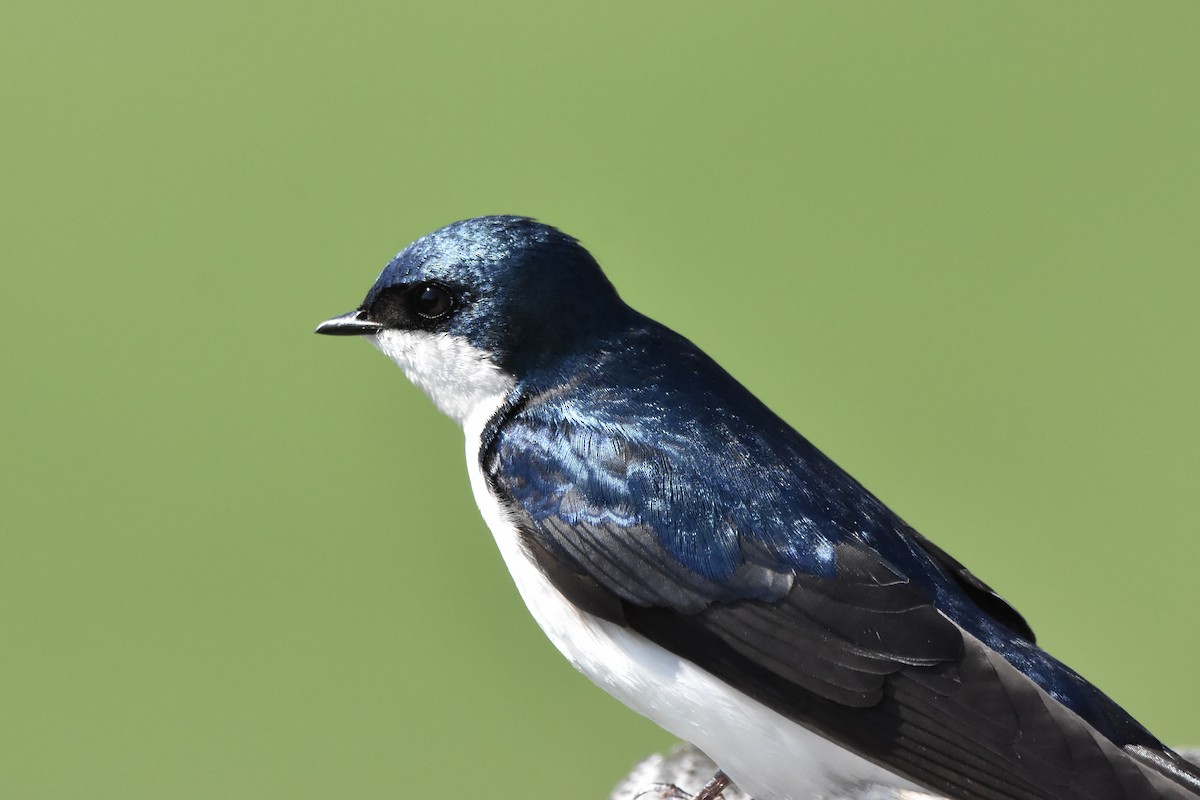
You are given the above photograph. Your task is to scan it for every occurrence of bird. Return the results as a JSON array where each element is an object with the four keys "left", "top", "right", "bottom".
[{"left": 316, "top": 215, "right": 1199, "bottom": 800}]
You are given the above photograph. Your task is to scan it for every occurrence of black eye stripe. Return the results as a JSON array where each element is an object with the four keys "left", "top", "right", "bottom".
[{"left": 365, "top": 281, "right": 460, "bottom": 329}]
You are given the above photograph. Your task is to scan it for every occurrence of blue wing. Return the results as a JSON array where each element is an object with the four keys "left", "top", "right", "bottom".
[{"left": 483, "top": 320, "right": 1198, "bottom": 800}]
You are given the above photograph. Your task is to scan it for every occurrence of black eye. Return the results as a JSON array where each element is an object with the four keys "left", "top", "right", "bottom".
[{"left": 412, "top": 283, "right": 455, "bottom": 320}]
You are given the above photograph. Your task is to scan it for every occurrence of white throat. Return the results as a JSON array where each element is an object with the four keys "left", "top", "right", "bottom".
[{"left": 368, "top": 329, "right": 516, "bottom": 426}]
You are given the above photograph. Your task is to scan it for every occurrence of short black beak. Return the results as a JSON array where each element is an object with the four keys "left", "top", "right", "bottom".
[{"left": 314, "top": 310, "right": 384, "bottom": 336}]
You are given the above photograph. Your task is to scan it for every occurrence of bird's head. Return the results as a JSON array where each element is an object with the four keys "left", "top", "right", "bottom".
[{"left": 317, "top": 216, "right": 629, "bottom": 424}]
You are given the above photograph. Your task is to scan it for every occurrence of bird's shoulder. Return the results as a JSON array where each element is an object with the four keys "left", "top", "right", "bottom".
[{"left": 484, "top": 321, "right": 901, "bottom": 585}]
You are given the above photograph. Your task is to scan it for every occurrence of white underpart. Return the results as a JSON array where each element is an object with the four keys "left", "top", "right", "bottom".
[
  {"left": 369, "top": 329, "right": 515, "bottom": 424},
  {"left": 367, "top": 329, "right": 924, "bottom": 800}
]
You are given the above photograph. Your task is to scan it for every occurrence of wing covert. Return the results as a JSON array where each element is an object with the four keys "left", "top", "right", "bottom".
[{"left": 479, "top": 333, "right": 1193, "bottom": 798}]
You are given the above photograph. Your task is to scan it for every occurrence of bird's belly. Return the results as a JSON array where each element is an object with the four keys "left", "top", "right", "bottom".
[{"left": 463, "top": 446, "right": 923, "bottom": 800}]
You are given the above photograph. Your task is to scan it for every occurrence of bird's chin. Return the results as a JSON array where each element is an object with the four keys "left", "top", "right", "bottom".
[{"left": 369, "top": 328, "right": 515, "bottom": 426}]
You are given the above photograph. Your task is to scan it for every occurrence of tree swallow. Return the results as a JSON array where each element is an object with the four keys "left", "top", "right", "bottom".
[{"left": 316, "top": 216, "right": 1199, "bottom": 800}]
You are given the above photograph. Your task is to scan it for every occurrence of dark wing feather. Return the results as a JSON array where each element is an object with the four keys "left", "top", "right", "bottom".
[
  {"left": 510, "top": 506, "right": 1195, "bottom": 799},
  {"left": 482, "top": 324, "right": 1198, "bottom": 799},
  {"left": 905, "top": 525, "right": 1037, "bottom": 643}
]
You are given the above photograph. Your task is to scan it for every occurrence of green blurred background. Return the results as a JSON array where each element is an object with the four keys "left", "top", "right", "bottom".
[{"left": 3, "top": 3, "right": 1198, "bottom": 798}]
